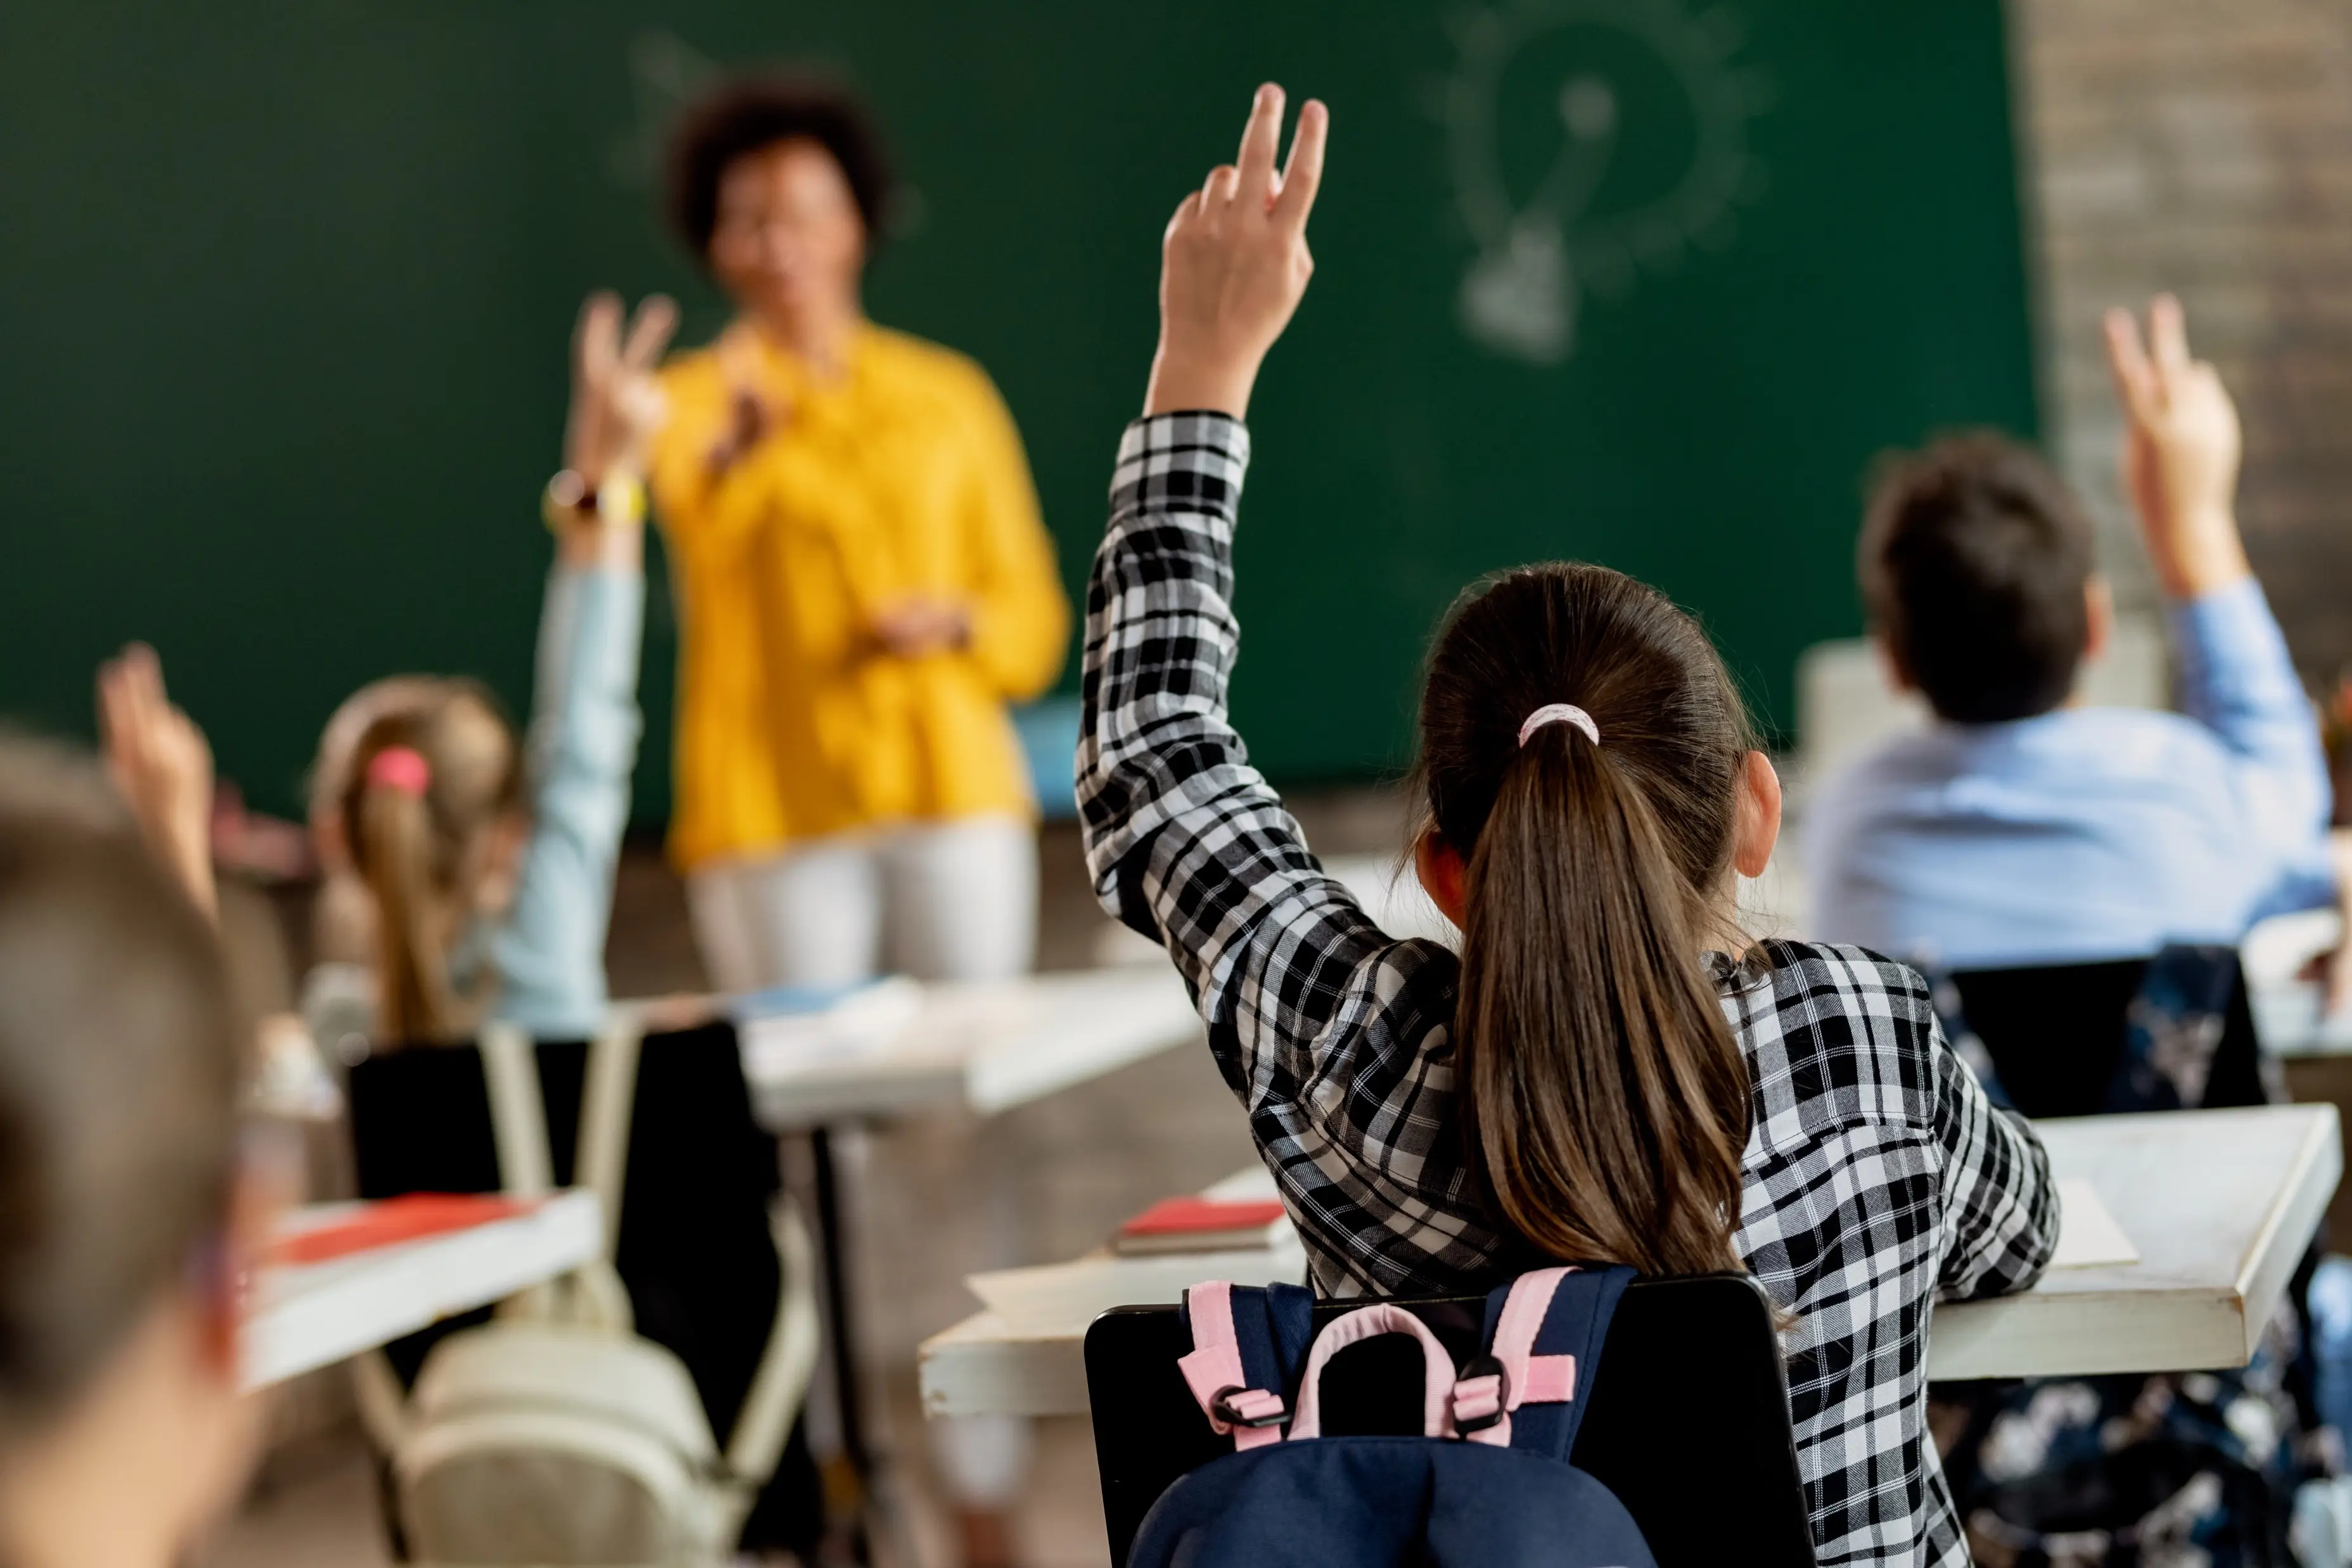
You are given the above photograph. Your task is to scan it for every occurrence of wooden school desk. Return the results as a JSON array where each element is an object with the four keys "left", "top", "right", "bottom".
[
  {"left": 916, "top": 1103, "right": 2342, "bottom": 1418},
  {"left": 735, "top": 964, "right": 1203, "bottom": 1131},
  {"left": 243, "top": 1189, "right": 601, "bottom": 1392},
  {"left": 2242, "top": 910, "right": 2352, "bottom": 1239}
]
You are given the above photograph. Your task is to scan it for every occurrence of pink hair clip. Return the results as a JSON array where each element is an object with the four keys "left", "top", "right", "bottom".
[
  {"left": 366, "top": 745, "right": 432, "bottom": 796},
  {"left": 1517, "top": 704, "right": 1600, "bottom": 748}
]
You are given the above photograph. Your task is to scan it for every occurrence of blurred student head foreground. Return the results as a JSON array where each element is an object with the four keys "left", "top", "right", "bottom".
[{"left": 0, "top": 739, "right": 255, "bottom": 1568}]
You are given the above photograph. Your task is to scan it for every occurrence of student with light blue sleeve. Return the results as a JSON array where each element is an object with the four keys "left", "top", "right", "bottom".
[
  {"left": 286, "top": 290, "right": 677, "bottom": 1050},
  {"left": 1807, "top": 296, "right": 2333, "bottom": 971}
]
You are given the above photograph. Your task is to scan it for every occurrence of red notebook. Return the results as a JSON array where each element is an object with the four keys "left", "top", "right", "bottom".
[
  {"left": 1114, "top": 1195, "right": 1289, "bottom": 1257},
  {"left": 268, "top": 1193, "right": 534, "bottom": 1267}
]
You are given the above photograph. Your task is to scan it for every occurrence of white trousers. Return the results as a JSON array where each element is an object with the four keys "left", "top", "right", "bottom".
[
  {"left": 686, "top": 814, "right": 1038, "bottom": 991},
  {"left": 686, "top": 815, "right": 1038, "bottom": 1508}
]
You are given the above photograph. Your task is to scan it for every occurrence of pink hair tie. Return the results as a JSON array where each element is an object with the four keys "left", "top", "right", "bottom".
[
  {"left": 366, "top": 745, "right": 432, "bottom": 796},
  {"left": 1517, "top": 704, "right": 1600, "bottom": 748}
]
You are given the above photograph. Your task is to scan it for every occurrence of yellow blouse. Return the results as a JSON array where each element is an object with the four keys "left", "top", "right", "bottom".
[{"left": 650, "top": 324, "right": 1070, "bottom": 872}]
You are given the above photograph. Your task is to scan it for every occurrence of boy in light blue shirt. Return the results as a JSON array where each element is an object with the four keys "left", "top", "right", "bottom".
[{"left": 1808, "top": 297, "right": 2334, "bottom": 971}]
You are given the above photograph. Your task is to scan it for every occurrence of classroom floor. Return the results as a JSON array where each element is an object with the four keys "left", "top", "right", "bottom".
[
  {"left": 197, "top": 788, "right": 1414, "bottom": 1568},
  {"left": 196, "top": 1394, "right": 1111, "bottom": 1568}
]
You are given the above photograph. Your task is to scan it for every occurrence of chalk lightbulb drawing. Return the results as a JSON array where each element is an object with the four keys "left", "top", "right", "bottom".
[{"left": 1444, "top": 0, "right": 1770, "bottom": 364}]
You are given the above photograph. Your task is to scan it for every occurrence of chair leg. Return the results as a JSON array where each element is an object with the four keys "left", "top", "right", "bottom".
[
  {"left": 722, "top": 1194, "right": 825, "bottom": 1503},
  {"left": 810, "top": 1126, "right": 874, "bottom": 1565}
]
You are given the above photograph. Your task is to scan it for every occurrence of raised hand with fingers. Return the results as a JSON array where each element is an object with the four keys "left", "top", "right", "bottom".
[
  {"left": 1146, "top": 83, "right": 1331, "bottom": 420},
  {"left": 565, "top": 290, "right": 679, "bottom": 491},
  {"left": 97, "top": 643, "right": 217, "bottom": 919},
  {"left": 553, "top": 290, "right": 677, "bottom": 568},
  {"left": 2102, "top": 295, "right": 2251, "bottom": 599}
]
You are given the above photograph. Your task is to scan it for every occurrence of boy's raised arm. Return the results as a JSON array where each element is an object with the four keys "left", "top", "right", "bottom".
[{"left": 2107, "top": 300, "right": 2330, "bottom": 896}]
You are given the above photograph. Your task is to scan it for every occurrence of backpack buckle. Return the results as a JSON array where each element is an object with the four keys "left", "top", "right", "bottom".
[
  {"left": 1208, "top": 1384, "right": 1289, "bottom": 1430},
  {"left": 1451, "top": 1353, "right": 1511, "bottom": 1434}
]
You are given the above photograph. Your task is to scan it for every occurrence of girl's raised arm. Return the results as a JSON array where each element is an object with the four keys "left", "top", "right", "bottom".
[
  {"left": 1141, "top": 84, "right": 1326, "bottom": 421},
  {"left": 1080, "top": 95, "right": 1502, "bottom": 1296},
  {"left": 1078, "top": 92, "right": 1434, "bottom": 1068},
  {"left": 492, "top": 292, "right": 671, "bottom": 1036}
]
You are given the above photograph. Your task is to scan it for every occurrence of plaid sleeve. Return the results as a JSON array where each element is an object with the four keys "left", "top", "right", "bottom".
[
  {"left": 1075, "top": 415, "right": 1500, "bottom": 1292},
  {"left": 1932, "top": 1010, "right": 2059, "bottom": 1299},
  {"left": 1077, "top": 411, "right": 1391, "bottom": 1040}
]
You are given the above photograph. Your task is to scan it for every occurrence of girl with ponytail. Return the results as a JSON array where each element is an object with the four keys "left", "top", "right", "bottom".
[
  {"left": 1080, "top": 89, "right": 2058, "bottom": 1568},
  {"left": 96, "top": 286, "right": 672, "bottom": 1051},
  {"left": 331, "top": 683, "right": 532, "bottom": 1043},
  {"left": 296, "top": 289, "right": 675, "bottom": 1048}
]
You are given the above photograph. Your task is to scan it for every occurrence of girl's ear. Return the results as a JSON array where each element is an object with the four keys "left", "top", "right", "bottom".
[
  {"left": 1414, "top": 829, "right": 1468, "bottom": 931},
  {"left": 1733, "top": 750, "right": 1782, "bottom": 881}
]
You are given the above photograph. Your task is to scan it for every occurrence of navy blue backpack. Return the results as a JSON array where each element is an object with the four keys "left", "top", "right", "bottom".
[{"left": 1127, "top": 1266, "right": 1656, "bottom": 1567}]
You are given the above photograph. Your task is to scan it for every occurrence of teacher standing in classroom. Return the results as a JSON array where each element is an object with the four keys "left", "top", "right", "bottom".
[
  {"left": 643, "top": 76, "right": 1067, "bottom": 1567},
  {"left": 649, "top": 77, "right": 1069, "bottom": 998}
]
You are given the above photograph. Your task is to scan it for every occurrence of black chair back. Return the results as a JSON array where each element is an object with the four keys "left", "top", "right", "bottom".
[
  {"left": 1083, "top": 1272, "right": 1815, "bottom": 1568},
  {"left": 1946, "top": 945, "right": 2265, "bottom": 1118},
  {"left": 347, "top": 1021, "right": 781, "bottom": 1439}
]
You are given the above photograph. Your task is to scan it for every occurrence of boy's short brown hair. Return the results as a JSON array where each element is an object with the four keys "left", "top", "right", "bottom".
[{"left": 1860, "top": 433, "right": 2097, "bottom": 724}]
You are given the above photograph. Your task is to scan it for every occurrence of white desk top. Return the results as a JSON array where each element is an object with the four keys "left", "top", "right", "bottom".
[
  {"left": 739, "top": 965, "right": 1205, "bottom": 1130},
  {"left": 917, "top": 1104, "right": 2341, "bottom": 1418},
  {"left": 243, "top": 1190, "right": 601, "bottom": 1391},
  {"left": 1929, "top": 1104, "right": 2339, "bottom": 1379}
]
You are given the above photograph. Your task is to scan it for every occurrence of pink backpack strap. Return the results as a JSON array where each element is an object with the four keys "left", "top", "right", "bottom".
[
  {"left": 1456, "top": 1266, "right": 1582, "bottom": 1448},
  {"left": 1177, "top": 1282, "right": 1287, "bottom": 1450}
]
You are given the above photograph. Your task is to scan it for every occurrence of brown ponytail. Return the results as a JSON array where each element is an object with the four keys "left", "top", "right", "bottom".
[
  {"left": 355, "top": 775, "right": 459, "bottom": 1044},
  {"left": 1416, "top": 564, "right": 1756, "bottom": 1276},
  {"left": 335, "top": 682, "right": 523, "bottom": 1045}
]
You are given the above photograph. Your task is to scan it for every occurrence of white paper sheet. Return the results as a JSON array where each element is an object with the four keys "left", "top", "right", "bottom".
[{"left": 2050, "top": 1176, "right": 2139, "bottom": 1268}]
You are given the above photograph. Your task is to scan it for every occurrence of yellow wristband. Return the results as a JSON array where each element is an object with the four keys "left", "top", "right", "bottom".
[{"left": 542, "top": 470, "right": 646, "bottom": 533}]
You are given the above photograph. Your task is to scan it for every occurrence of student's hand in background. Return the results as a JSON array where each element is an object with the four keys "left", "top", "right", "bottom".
[
  {"left": 566, "top": 289, "right": 677, "bottom": 491},
  {"left": 560, "top": 290, "right": 676, "bottom": 571},
  {"left": 868, "top": 594, "right": 973, "bottom": 658},
  {"left": 1144, "top": 84, "right": 1329, "bottom": 421},
  {"left": 568, "top": 290, "right": 677, "bottom": 487},
  {"left": 97, "top": 643, "right": 217, "bottom": 919},
  {"left": 2104, "top": 295, "right": 2251, "bottom": 599}
]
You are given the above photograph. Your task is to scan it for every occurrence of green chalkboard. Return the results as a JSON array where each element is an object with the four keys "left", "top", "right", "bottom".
[{"left": 0, "top": 1, "right": 2035, "bottom": 820}]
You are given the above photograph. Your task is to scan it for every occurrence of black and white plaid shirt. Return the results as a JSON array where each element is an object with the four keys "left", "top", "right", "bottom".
[{"left": 1078, "top": 412, "right": 2059, "bottom": 1568}]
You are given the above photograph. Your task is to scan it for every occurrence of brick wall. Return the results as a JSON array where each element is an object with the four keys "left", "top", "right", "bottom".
[{"left": 2011, "top": 0, "right": 2352, "bottom": 680}]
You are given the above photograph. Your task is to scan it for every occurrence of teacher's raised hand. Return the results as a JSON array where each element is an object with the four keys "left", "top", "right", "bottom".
[{"left": 1144, "top": 84, "right": 1329, "bottom": 421}]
